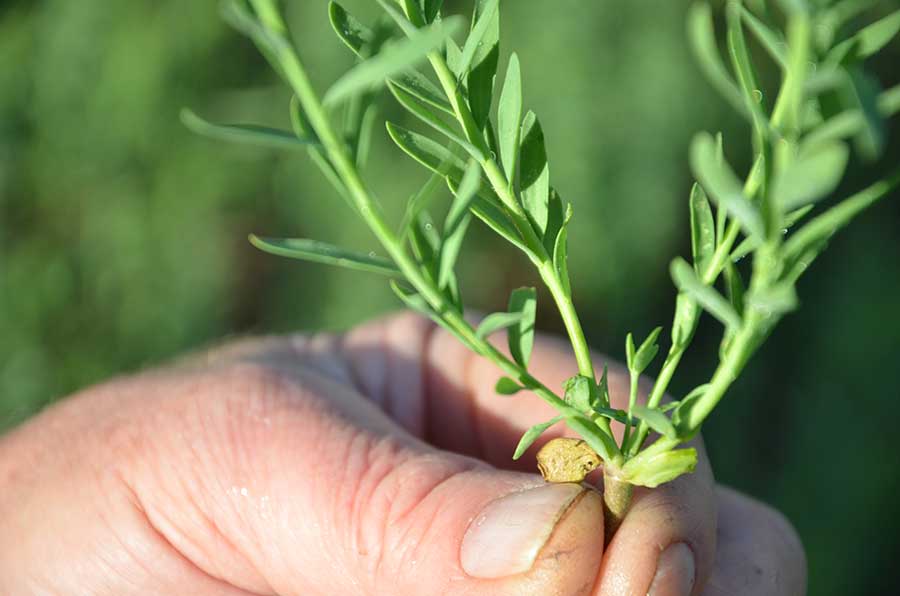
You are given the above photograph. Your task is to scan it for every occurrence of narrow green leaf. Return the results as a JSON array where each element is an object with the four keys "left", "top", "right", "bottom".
[
  {"left": 672, "top": 385, "right": 709, "bottom": 435},
  {"left": 782, "top": 171, "right": 900, "bottom": 277},
  {"left": 221, "top": 0, "right": 290, "bottom": 60},
  {"left": 513, "top": 416, "right": 562, "bottom": 460},
  {"left": 690, "top": 132, "right": 764, "bottom": 239},
  {"left": 671, "top": 258, "right": 742, "bottom": 330},
  {"left": 592, "top": 406, "right": 629, "bottom": 425},
  {"left": 671, "top": 293, "right": 701, "bottom": 347},
  {"left": 726, "top": 2, "right": 770, "bottom": 141},
  {"left": 564, "top": 375, "right": 594, "bottom": 411},
  {"left": 520, "top": 111, "right": 550, "bottom": 235},
  {"left": 391, "top": 70, "right": 455, "bottom": 116},
  {"left": 438, "top": 160, "right": 480, "bottom": 288},
  {"left": 181, "top": 109, "right": 313, "bottom": 150},
  {"left": 495, "top": 376, "right": 523, "bottom": 395},
  {"left": 498, "top": 53, "right": 523, "bottom": 182},
  {"left": 737, "top": 4, "right": 787, "bottom": 69},
  {"left": 409, "top": 212, "right": 440, "bottom": 276},
  {"left": 622, "top": 448, "right": 698, "bottom": 488},
  {"left": 632, "top": 406, "right": 677, "bottom": 440},
  {"left": 476, "top": 312, "right": 525, "bottom": 339},
  {"left": 826, "top": 9, "right": 900, "bottom": 65},
  {"left": 470, "top": 196, "right": 530, "bottom": 254},
  {"left": 445, "top": 37, "right": 463, "bottom": 77},
  {"left": 249, "top": 236, "right": 400, "bottom": 276},
  {"left": 324, "top": 18, "right": 462, "bottom": 105},
  {"left": 457, "top": 0, "right": 500, "bottom": 78},
  {"left": 328, "top": 2, "right": 372, "bottom": 56},
  {"left": 772, "top": 142, "right": 849, "bottom": 210},
  {"left": 386, "top": 122, "right": 466, "bottom": 176},
  {"left": 375, "top": 0, "right": 419, "bottom": 37},
  {"left": 632, "top": 327, "right": 663, "bottom": 374},
  {"left": 466, "top": 0, "right": 500, "bottom": 129},
  {"left": 399, "top": 171, "right": 444, "bottom": 237},
  {"left": 723, "top": 261, "right": 746, "bottom": 315},
  {"left": 552, "top": 205, "right": 573, "bottom": 298},
  {"left": 746, "top": 283, "right": 799, "bottom": 316},
  {"left": 387, "top": 82, "right": 482, "bottom": 158},
  {"left": 422, "top": 0, "right": 444, "bottom": 23},
  {"left": 689, "top": 183, "right": 716, "bottom": 274},
  {"left": 508, "top": 287, "right": 537, "bottom": 368},
  {"left": 687, "top": 2, "right": 748, "bottom": 116},
  {"left": 625, "top": 333, "right": 636, "bottom": 371},
  {"left": 398, "top": 0, "right": 425, "bottom": 25},
  {"left": 597, "top": 364, "right": 611, "bottom": 409}
]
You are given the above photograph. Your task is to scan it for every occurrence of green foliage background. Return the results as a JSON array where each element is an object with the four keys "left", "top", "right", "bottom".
[{"left": 1, "top": 0, "right": 897, "bottom": 592}]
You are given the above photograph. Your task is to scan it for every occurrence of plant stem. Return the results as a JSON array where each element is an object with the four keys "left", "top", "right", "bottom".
[
  {"left": 426, "top": 51, "right": 611, "bottom": 437},
  {"left": 267, "top": 23, "right": 621, "bottom": 460},
  {"left": 602, "top": 469, "right": 633, "bottom": 541}
]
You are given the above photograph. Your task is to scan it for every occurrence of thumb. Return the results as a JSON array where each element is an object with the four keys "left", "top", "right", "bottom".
[{"left": 128, "top": 338, "right": 607, "bottom": 596}]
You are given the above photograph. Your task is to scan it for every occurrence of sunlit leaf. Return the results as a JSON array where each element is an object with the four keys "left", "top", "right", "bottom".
[
  {"left": 249, "top": 236, "right": 400, "bottom": 276},
  {"left": 513, "top": 416, "right": 562, "bottom": 460},
  {"left": 520, "top": 111, "right": 550, "bottom": 234},
  {"left": 498, "top": 53, "right": 523, "bottom": 182},
  {"left": 508, "top": 287, "right": 536, "bottom": 368}
]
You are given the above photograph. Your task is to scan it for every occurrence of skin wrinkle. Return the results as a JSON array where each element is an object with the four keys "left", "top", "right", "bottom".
[{"left": 374, "top": 462, "right": 482, "bottom": 591}]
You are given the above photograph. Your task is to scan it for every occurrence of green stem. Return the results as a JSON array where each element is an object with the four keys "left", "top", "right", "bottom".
[
  {"left": 270, "top": 23, "right": 620, "bottom": 459},
  {"left": 427, "top": 51, "right": 610, "bottom": 437},
  {"left": 602, "top": 469, "right": 633, "bottom": 542}
]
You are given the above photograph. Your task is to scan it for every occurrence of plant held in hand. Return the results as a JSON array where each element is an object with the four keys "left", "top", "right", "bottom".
[{"left": 184, "top": 0, "right": 900, "bottom": 538}]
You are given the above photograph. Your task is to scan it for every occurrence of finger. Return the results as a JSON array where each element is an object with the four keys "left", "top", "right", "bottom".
[
  {"left": 335, "top": 312, "right": 716, "bottom": 596},
  {"left": 700, "top": 487, "right": 806, "bottom": 596},
  {"left": 120, "top": 346, "right": 608, "bottom": 595}
]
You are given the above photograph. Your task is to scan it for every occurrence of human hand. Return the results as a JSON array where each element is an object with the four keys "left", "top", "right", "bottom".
[{"left": 0, "top": 313, "right": 806, "bottom": 595}]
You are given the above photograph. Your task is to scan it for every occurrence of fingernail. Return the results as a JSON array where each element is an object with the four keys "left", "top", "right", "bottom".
[
  {"left": 460, "top": 483, "right": 585, "bottom": 578},
  {"left": 648, "top": 542, "right": 695, "bottom": 596}
]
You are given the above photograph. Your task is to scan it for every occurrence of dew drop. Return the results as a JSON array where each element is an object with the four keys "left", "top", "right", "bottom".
[
  {"left": 368, "top": 251, "right": 377, "bottom": 258},
  {"left": 424, "top": 222, "right": 434, "bottom": 231},
  {"left": 752, "top": 89, "right": 763, "bottom": 103}
]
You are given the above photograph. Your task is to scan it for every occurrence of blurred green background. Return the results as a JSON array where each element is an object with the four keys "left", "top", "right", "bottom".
[{"left": 1, "top": 0, "right": 897, "bottom": 592}]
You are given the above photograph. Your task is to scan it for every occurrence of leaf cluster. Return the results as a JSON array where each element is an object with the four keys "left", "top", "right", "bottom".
[{"left": 184, "top": 0, "right": 900, "bottom": 490}]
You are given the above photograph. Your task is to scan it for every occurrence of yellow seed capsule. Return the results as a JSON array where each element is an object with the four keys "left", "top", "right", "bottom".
[{"left": 536, "top": 437, "right": 602, "bottom": 483}]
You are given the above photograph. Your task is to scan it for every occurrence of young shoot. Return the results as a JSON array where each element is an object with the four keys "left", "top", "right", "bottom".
[{"left": 185, "top": 0, "right": 900, "bottom": 537}]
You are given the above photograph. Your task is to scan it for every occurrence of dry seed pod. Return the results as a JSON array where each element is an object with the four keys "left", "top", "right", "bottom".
[{"left": 536, "top": 437, "right": 602, "bottom": 483}]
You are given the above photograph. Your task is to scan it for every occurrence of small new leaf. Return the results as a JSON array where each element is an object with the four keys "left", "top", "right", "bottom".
[
  {"left": 632, "top": 405, "right": 677, "bottom": 440},
  {"left": 513, "top": 416, "right": 562, "bottom": 460},
  {"left": 476, "top": 312, "right": 524, "bottom": 339},
  {"left": 690, "top": 132, "right": 764, "bottom": 239},
  {"left": 622, "top": 448, "right": 698, "bottom": 488},
  {"left": 690, "top": 183, "right": 716, "bottom": 274},
  {"left": 495, "top": 376, "right": 523, "bottom": 395},
  {"left": 631, "top": 327, "right": 663, "bottom": 374},
  {"left": 564, "top": 375, "right": 594, "bottom": 411},
  {"left": 671, "top": 258, "right": 742, "bottom": 330},
  {"left": 508, "top": 287, "right": 537, "bottom": 368}
]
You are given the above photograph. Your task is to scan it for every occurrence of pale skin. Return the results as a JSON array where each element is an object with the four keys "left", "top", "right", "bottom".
[{"left": 0, "top": 312, "right": 806, "bottom": 595}]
